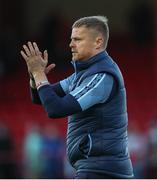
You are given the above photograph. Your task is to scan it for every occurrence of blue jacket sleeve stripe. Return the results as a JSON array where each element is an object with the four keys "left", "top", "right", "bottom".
[
  {"left": 70, "top": 73, "right": 113, "bottom": 111},
  {"left": 74, "top": 74, "right": 106, "bottom": 100},
  {"left": 72, "top": 74, "right": 98, "bottom": 97}
]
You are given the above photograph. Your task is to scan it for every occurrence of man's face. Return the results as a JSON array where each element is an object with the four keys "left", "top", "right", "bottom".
[{"left": 69, "top": 27, "right": 98, "bottom": 61}]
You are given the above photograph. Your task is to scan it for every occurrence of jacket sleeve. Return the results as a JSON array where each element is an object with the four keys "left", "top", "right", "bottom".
[
  {"left": 69, "top": 73, "right": 114, "bottom": 111},
  {"left": 37, "top": 73, "right": 114, "bottom": 119},
  {"left": 30, "top": 82, "right": 66, "bottom": 105},
  {"left": 38, "top": 85, "right": 82, "bottom": 118}
]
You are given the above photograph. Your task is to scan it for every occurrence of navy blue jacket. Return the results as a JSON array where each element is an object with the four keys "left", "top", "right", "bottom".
[{"left": 30, "top": 51, "right": 133, "bottom": 178}]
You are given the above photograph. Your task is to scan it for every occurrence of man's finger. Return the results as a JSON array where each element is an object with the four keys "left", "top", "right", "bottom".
[
  {"left": 20, "top": 50, "right": 28, "bottom": 61},
  {"left": 43, "top": 50, "right": 48, "bottom": 61},
  {"left": 23, "top": 45, "right": 31, "bottom": 56},
  {"left": 45, "top": 63, "right": 56, "bottom": 74},
  {"left": 28, "top": 41, "right": 35, "bottom": 55},
  {"left": 33, "top": 42, "right": 41, "bottom": 56}
]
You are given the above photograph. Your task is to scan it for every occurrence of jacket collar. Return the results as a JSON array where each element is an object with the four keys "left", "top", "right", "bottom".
[{"left": 71, "top": 51, "right": 108, "bottom": 73}]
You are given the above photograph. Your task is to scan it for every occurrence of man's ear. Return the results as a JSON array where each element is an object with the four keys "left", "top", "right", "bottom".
[{"left": 95, "top": 36, "right": 104, "bottom": 49}]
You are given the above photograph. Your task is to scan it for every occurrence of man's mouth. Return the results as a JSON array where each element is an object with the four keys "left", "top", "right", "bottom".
[{"left": 71, "top": 50, "right": 77, "bottom": 53}]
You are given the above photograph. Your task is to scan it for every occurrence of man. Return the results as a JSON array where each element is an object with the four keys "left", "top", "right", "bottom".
[{"left": 21, "top": 16, "right": 134, "bottom": 179}]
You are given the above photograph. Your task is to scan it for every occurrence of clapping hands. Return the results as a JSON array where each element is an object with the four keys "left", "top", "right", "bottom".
[{"left": 20, "top": 41, "right": 55, "bottom": 77}]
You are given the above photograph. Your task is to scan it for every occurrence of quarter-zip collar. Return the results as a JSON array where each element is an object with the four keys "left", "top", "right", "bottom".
[{"left": 71, "top": 51, "right": 109, "bottom": 73}]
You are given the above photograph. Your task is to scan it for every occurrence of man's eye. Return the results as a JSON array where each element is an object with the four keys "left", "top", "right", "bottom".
[{"left": 75, "top": 38, "right": 81, "bottom": 41}]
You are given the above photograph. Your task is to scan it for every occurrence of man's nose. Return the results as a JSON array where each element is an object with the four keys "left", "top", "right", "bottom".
[
  {"left": 69, "top": 41, "right": 72, "bottom": 48},
  {"left": 69, "top": 40, "right": 74, "bottom": 48}
]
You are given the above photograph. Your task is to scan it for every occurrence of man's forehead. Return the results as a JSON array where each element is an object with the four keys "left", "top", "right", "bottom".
[
  {"left": 71, "top": 26, "right": 91, "bottom": 37},
  {"left": 71, "top": 27, "right": 99, "bottom": 40},
  {"left": 72, "top": 27, "right": 87, "bottom": 33}
]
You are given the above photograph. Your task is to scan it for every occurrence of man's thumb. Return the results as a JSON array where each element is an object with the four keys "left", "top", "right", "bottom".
[{"left": 45, "top": 63, "right": 56, "bottom": 74}]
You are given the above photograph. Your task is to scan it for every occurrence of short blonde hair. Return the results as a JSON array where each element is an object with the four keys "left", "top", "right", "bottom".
[{"left": 72, "top": 16, "right": 109, "bottom": 49}]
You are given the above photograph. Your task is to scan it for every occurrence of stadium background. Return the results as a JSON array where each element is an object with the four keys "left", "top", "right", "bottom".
[{"left": 0, "top": 0, "right": 157, "bottom": 178}]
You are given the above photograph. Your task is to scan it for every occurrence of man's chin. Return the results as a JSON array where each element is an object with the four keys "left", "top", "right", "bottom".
[{"left": 72, "top": 56, "right": 77, "bottom": 61}]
